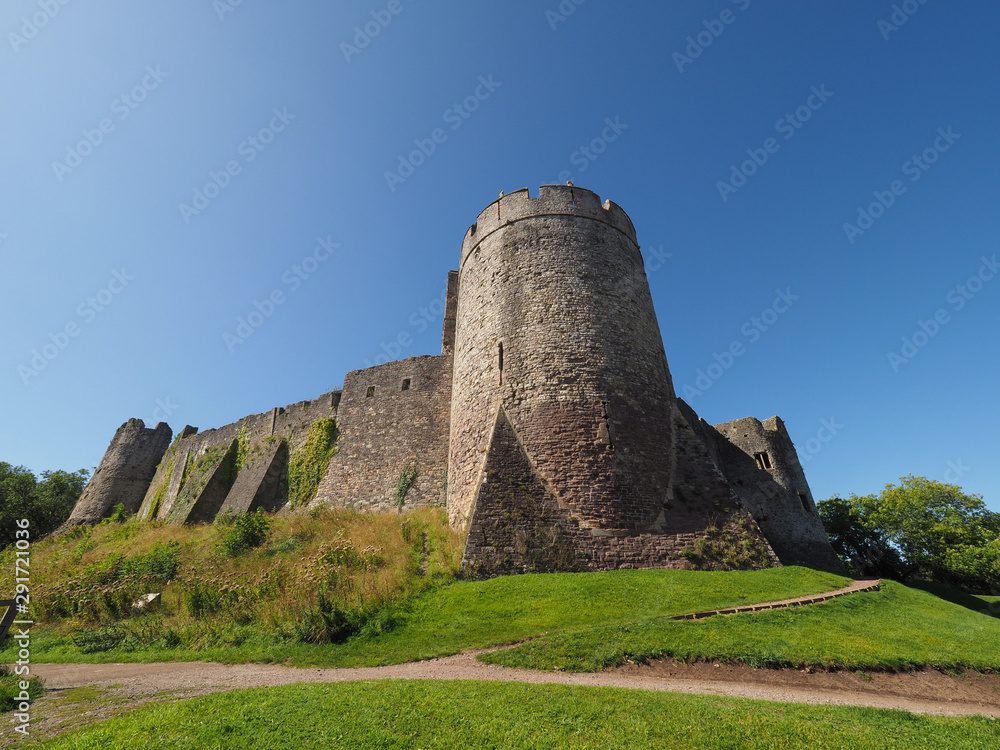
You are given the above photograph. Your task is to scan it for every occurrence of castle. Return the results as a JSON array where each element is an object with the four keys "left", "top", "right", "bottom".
[{"left": 67, "top": 185, "right": 844, "bottom": 575}]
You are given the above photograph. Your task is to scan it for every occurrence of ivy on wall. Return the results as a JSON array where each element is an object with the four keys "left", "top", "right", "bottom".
[{"left": 288, "top": 419, "right": 339, "bottom": 507}]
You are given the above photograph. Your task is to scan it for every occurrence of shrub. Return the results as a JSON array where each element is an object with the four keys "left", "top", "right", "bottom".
[
  {"left": 103, "top": 503, "right": 129, "bottom": 524},
  {"left": 71, "top": 626, "right": 126, "bottom": 653},
  {"left": 0, "top": 665, "right": 43, "bottom": 713},
  {"left": 219, "top": 511, "right": 272, "bottom": 556},
  {"left": 295, "top": 591, "right": 401, "bottom": 645},
  {"left": 121, "top": 541, "right": 181, "bottom": 581}
]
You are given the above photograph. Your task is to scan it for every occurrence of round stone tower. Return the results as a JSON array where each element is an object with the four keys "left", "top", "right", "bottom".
[{"left": 447, "top": 184, "right": 678, "bottom": 538}]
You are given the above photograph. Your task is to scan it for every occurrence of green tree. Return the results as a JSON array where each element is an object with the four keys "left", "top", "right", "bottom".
[
  {"left": 0, "top": 462, "right": 88, "bottom": 549},
  {"left": 818, "top": 475, "right": 1000, "bottom": 592},
  {"left": 817, "top": 496, "right": 909, "bottom": 579}
]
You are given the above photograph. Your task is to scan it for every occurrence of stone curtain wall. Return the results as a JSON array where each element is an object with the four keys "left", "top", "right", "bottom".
[
  {"left": 313, "top": 354, "right": 452, "bottom": 513},
  {"left": 448, "top": 185, "right": 678, "bottom": 533},
  {"left": 137, "top": 392, "right": 340, "bottom": 524}
]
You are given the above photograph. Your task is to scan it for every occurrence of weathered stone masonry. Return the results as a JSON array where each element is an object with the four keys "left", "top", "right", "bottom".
[{"left": 68, "top": 184, "right": 844, "bottom": 576}]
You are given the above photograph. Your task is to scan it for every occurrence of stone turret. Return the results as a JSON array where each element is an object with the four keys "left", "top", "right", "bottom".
[
  {"left": 448, "top": 184, "right": 676, "bottom": 532},
  {"left": 65, "top": 419, "right": 172, "bottom": 526},
  {"left": 449, "top": 185, "right": 781, "bottom": 575}
]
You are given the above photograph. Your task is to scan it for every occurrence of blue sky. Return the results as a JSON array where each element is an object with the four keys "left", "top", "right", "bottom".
[{"left": 1, "top": 1, "right": 997, "bottom": 512}]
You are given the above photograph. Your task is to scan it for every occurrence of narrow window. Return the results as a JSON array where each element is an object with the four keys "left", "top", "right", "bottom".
[
  {"left": 498, "top": 342, "right": 504, "bottom": 385},
  {"left": 331, "top": 392, "right": 342, "bottom": 409},
  {"left": 366, "top": 386, "right": 376, "bottom": 398},
  {"left": 401, "top": 378, "right": 411, "bottom": 391},
  {"left": 799, "top": 493, "right": 810, "bottom": 512},
  {"left": 597, "top": 401, "right": 613, "bottom": 450},
  {"left": 753, "top": 452, "right": 772, "bottom": 470}
]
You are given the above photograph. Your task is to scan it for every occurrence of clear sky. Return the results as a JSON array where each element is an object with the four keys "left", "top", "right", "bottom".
[{"left": 1, "top": 1, "right": 997, "bottom": 512}]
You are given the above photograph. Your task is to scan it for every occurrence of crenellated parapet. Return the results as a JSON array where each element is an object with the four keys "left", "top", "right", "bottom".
[{"left": 459, "top": 184, "right": 637, "bottom": 270}]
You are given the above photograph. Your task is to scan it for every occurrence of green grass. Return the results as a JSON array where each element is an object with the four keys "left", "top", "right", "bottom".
[
  {"left": 1, "top": 566, "right": 847, "bottom": 668},
  {"left": 908, "top": 580, "right": 1000, "bottom": 619},
  {"left": 29, "top": 680, "right": 1000, "bottom": 749},
  {"left": 317, "top": 566, "right": 847, "bottom": 667},
  {"left": 0, "top": 665, "right": 43, "bottom": 713},
  {"left": 481, "top": 580, "right": 1000, "bottom": 672}
]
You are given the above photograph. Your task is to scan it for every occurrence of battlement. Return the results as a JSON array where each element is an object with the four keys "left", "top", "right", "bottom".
[{"left": 460, "top": 185, "right": 636, "bottom": 269}]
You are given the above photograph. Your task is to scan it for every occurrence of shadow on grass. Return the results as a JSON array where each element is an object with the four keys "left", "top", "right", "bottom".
[{"left": 909, "top": 580, "right": 1000, "bottom": 619}]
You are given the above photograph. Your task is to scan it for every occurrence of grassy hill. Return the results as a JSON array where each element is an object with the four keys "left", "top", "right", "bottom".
[
  {"left": 2, "top": 509, "right": 999, "bottom": 674},
  {"left": 482, "top": 579, "right": 1000, "bottom": 672}
]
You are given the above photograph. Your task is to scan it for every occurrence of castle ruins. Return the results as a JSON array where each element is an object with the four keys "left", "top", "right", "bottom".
[{"left": 66, "top": 184, "right": 844, "bottom": 576}]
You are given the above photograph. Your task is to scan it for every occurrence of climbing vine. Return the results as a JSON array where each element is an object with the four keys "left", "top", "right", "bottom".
[
  {"left": 288, "top": 419, "right": 339, "bottom": 507},
  {"left": 395, "top": 464, "right": 419, "bottom": 510}
]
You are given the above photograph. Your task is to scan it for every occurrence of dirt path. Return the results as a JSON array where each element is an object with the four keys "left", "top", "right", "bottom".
[{"left": 28, "top": 651, "right": 1000, "bottom": 720}]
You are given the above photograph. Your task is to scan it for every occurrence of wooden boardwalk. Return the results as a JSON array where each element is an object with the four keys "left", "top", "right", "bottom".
[{"left": 669, "top": 578, "right": 883, "bottom": 620}]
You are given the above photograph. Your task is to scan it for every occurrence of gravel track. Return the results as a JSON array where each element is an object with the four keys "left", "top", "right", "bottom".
[{"left": 29, "top": 651, "right": 1000, "bottom": 719}]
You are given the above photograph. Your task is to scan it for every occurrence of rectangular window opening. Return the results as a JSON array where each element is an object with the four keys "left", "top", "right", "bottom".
[
  {"left": 366, "top": 386, "right": 376, "bottom": 398},
  {"left": 401, "top": 378, "right": 411, "bottom": 391},
  {"left": 753, "top": 452, "right": 772, "bottom": 470},
  {"left": 799, "top": 493, "right": 810, "bottom": 512}
]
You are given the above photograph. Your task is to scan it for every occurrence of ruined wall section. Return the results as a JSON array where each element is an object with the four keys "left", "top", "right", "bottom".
[
  {"left": 137, "top": 392, "right": 340, "bottom": 524},
  {"left": 709, "top": 415, "right": 845, "bottom": 573},
  {"left": 312, "top": 354, "right": 452, "bottom": 513},
  {"left": 66, "top": 419, "right": 172, "bottom": 526},
  {"left": 449, "top": 185, "right": 677, "bottom": 535},
  {"left": 669, "top": 400, "right": 778, "bottom": 567}
]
